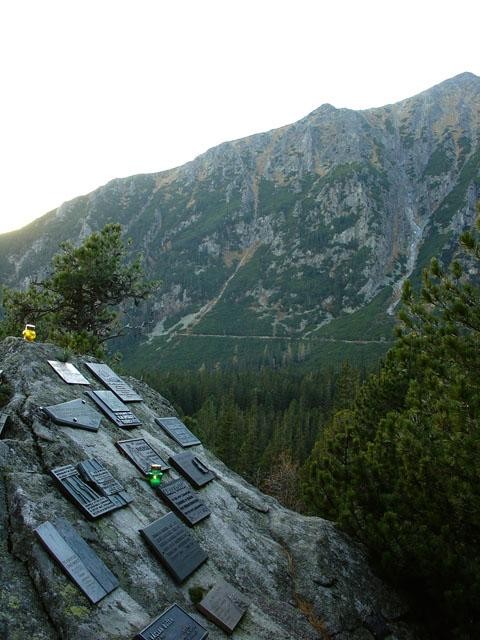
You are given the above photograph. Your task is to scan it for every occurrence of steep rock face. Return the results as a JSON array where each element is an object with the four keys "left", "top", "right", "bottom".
[
  {"left": 0, "top": 338, "right": 416, "bottom": 639},
  {"left": 0, "top": 73, "right": 479, "bottom": 368}
]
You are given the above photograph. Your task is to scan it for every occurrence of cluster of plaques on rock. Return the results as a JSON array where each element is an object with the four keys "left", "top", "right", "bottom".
[
  {"left": 35, "top": 518, "right": 119, "bottom": 604},
  {"left": 197, "top": 579, "right": 250, "bottom": 635},
  {"left": 43, "top": 399, "right": 103, "bottom": 432},
  {"left": 85, "top": 362, "right": 142, "bottom": 402},
  {"left": 86, "top": 389, "right": 141, "bottom": 428},
  {"left": 133, "top": 604, "right": 208, "bottom": 640},
  {"left": 169, "top": 452, "right": 215, "bottom": 489},
  {"left": 50, "top": 460, "right": 132, "bottom": 520},
  {"left": 116, "top": 437, "right": 170, "bottom": 475},
  {"left": 157, "top": 478, "right": 210, "bottom": 527},
  {"left": 140, "top": 512, "right": 208, "bottom": 583},
  {"left": 47, "top": 360, "right": 90, "bottom": 385},
  {"left": 155, "top": 416, "right": 201, "bottom": 447}
]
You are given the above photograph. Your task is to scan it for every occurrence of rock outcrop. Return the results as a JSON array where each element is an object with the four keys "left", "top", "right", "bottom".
[{"left": 0, "top": 337, "right": 416, "bottom": 639}]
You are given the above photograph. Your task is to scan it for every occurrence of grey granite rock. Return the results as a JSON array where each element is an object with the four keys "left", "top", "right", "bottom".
[{"left": 0, "top": 337, "right": 417, "bottom": 639}]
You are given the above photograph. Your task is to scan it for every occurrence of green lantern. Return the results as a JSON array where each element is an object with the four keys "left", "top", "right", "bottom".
[{"left": 147, "top": 464, "right": 163, "bottom": 488}]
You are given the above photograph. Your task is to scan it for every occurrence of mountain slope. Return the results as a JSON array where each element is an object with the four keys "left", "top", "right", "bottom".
[{"left": 1, "top": 72, "right": 479, "bottom": 370}]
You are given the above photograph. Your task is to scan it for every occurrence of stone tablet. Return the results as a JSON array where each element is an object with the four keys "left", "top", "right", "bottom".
[
  {"left": 140, "top": 512, "right": 208, "bottom": 583},
  {"left": 50, "top": 464, "right": 130, "bottom": 519},
  {"left": 48, "top": 360, "right": 90, "bottom": 385},
  {"left": 77, "top": 458, "right": 132, "bottom": 503},
  {"left": 35, "top": 518, "right": 119, "bottom": 604},
  {"left": 134, "top": 604, "right": 208, "bottom": 640},
  {"left": 157, "top": 479, "right": 210, "bottom": 527},
  {"left": 197, "top": 579, "right": 250, "bottom": 634},
  {"left": 155, "top": 416, "right": 201, "bottom": 447},
  {"left": 0, "top": 413, "right": 8, "bottom": 438},
  {"left": 116, "top": 438, "right": 170, "bottom": 475},
  {"left": 169, "top": 452, "right": 215, "bottom": 489},
  {"left": 84, "top": 362, "right": 142, "bottom": 402},
  {"left": 43, "top": 399, "right": 102, "bottom": 432},
  {"left": 85, "top": 390, "right": 141, "bottom": 428}
]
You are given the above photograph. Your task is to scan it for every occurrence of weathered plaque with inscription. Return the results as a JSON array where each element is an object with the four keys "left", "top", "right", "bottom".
[
  {"left": 84, "top": 362, "right": 142, "bottom": 402},
  {"left": 157, "top": 479, "right": 210, "bottom": 527},
  {"left": 197, "top": 579, "right": 249, "bottom": 634},
  {"left": 115, "top": 438, "right": 170, "bottom": 475},
  {"left": 134, "top": 603, "right": 208, "bottom": 640},
  {"left": 169, "top": 452, "right": 215, "bottom": 489},
  {"left": 0, "top": 413, "right": 8, "bottom": 438},
  {"left": 43, "top": 399, "right": 102, "bottom": 432},
  {"left": 35, "top": 518, "right": 119, "bottom": 603},
  {"left": 85, "top": 390, "right": 141, "bottom": 428},
  {"left": 48, "top": 360, "right": 90, "bottom": 385},
  {"left": 50, "top": 464, "right": 130, "bottom": 519},
  {"left": 140, "top": 512, "right": 208, "bottom": 583},
  {"left": 77, "top": 458, "right": 132, "bottom": 504},
  {"left": 155, "top": 416, "right": 201, "bottom": 447}
]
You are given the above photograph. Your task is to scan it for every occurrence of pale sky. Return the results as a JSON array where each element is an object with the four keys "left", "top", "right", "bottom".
[{"left": 0, "top": 0, "right": 478, "bottom": 234}]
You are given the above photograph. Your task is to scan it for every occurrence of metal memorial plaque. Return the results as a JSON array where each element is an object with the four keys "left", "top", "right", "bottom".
[
  {"left": 169, "top": 452, "right": 215, "bottom": 489},
  {"left": 116, "top": 438, "right": 170, "bottom": 475},
  {"left": 0, "top": 413, "right": 8, "bottom": 438},
  {"left": 134, "top": 604, "right": 208, "bottom": 640},
  {"left": 77, "top": 458, "right": 132, "bottom": 504},
  {"left": 50, "top": 464, "right": 130, "bottom": 519},
  {"left": 158, "top": 479, "right": 210, "bottom": 527},
  {"left": 84, "top": 362, "right": 142, "bottom": 402},
  {"left": 47, "top": 360, "right": 90, "bottom": 385},
  {"left": 197, "top": 579, "right": 249, "bottom": 634},
  {"left": 140, "top": 512, "right": 208, "bottom": 583},
  {"left": 35, "top": 518, "right": 119, "bottom": 603},
  {"left": 85, "top": 390, "right": 141, "bottom": 428},
  {"left": 43, "top": 399, "right": 102, "bottom": 432},
  {"left": 155, "top": 416, "right": 201, "bottom": 447}
]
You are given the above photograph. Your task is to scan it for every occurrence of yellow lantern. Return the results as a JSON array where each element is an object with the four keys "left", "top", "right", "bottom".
[{"left": 22, "top": 324, "right": 36, "bottom": 342}]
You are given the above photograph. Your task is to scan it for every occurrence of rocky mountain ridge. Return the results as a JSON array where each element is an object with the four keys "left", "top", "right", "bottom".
[
  {"left": 0, "top": 72, "right": 479, "bottom": 370},
  {"left": 0, "top": 337, "right": 416, "bottom": 639}
]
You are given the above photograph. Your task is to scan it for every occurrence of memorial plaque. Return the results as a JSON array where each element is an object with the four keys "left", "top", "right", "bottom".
[
  {"left": 77, "top": 458, "right": 132, "bottom": 504},
  {"left": 50, "top": 464, "right": 130, "bottom": 519},
  {"left": 169, "top": 452, "right": 215, "bottom": 489},
  {"left": 84, "top": 362, "right": 142, "bottom": 402},
  {"left": 86, "top": 390, "right": 141, "bottom": 428},
  {"left": 134, "top": 604, "right": 208, "bottom": 640},
  {"left": 48, "top": 360, "right": 90, "bottom": 385},
  {"left": 116, "top": 438, "right": 170, "bottom": 475},
  {"left": 197, "top": 579, "right": 250, "bottom": 634},
  {"left": 155, "top": 416, "right": 201, "bottom": 447},
  {"left": 0, "top": 413, "right": 8, "bottom": 438},
  {"left": 140, "top": 512, "right": 208, "bottom": 583},
  {"left": 35, "top": 518, "right": 119, "bottom": 603},
  {"left": 158, "top": 479, "right": 210, "bottom": 527},
  {"left": 43, "top": 399, "right": 102, "bottom": 432}
]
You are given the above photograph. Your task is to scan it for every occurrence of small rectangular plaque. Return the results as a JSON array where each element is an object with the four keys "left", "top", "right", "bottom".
[
  {"left": 169, "top": 452, "right": 215, "bottom": 489},
  {"left": 155, "top": 416, "right": 201, "bottom": 447},
  {"left": 140, "top": 512, "right": 208, "bottom": 583},
  {"left": 197, "top": 579, "right": 249, "bottom": 634},
  {"left": 35, "top": 519, "right": 119, "bottom": 603},
  {"left": 86, "top": 390, "right": 141, "bottom": 428},
  {"left": 116, "top": 438, "right": 170, "bottom": 475},
  {"left": 85, "top": 362, "right": 142, "bottom": 402},
  {"left": 158, "top": 479, "right": 210, "bottom": 527},
  {"left": 134, "top": 603, "right": 208, "bottom": 640},
  {"left": 50, "top": 464, "right": 130, "bottom": 519},
  {"left": 43, "top": 399, "right": 102, "bottom": 432},
  {"left": 0, "top": 413, "right": 8, "bottom": 438},
  {"left": 48, "top": 360, "right": 90, "bottom": 385},
  {"left": 77, "top": 458, "right": 132, "bottom": 503}
]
